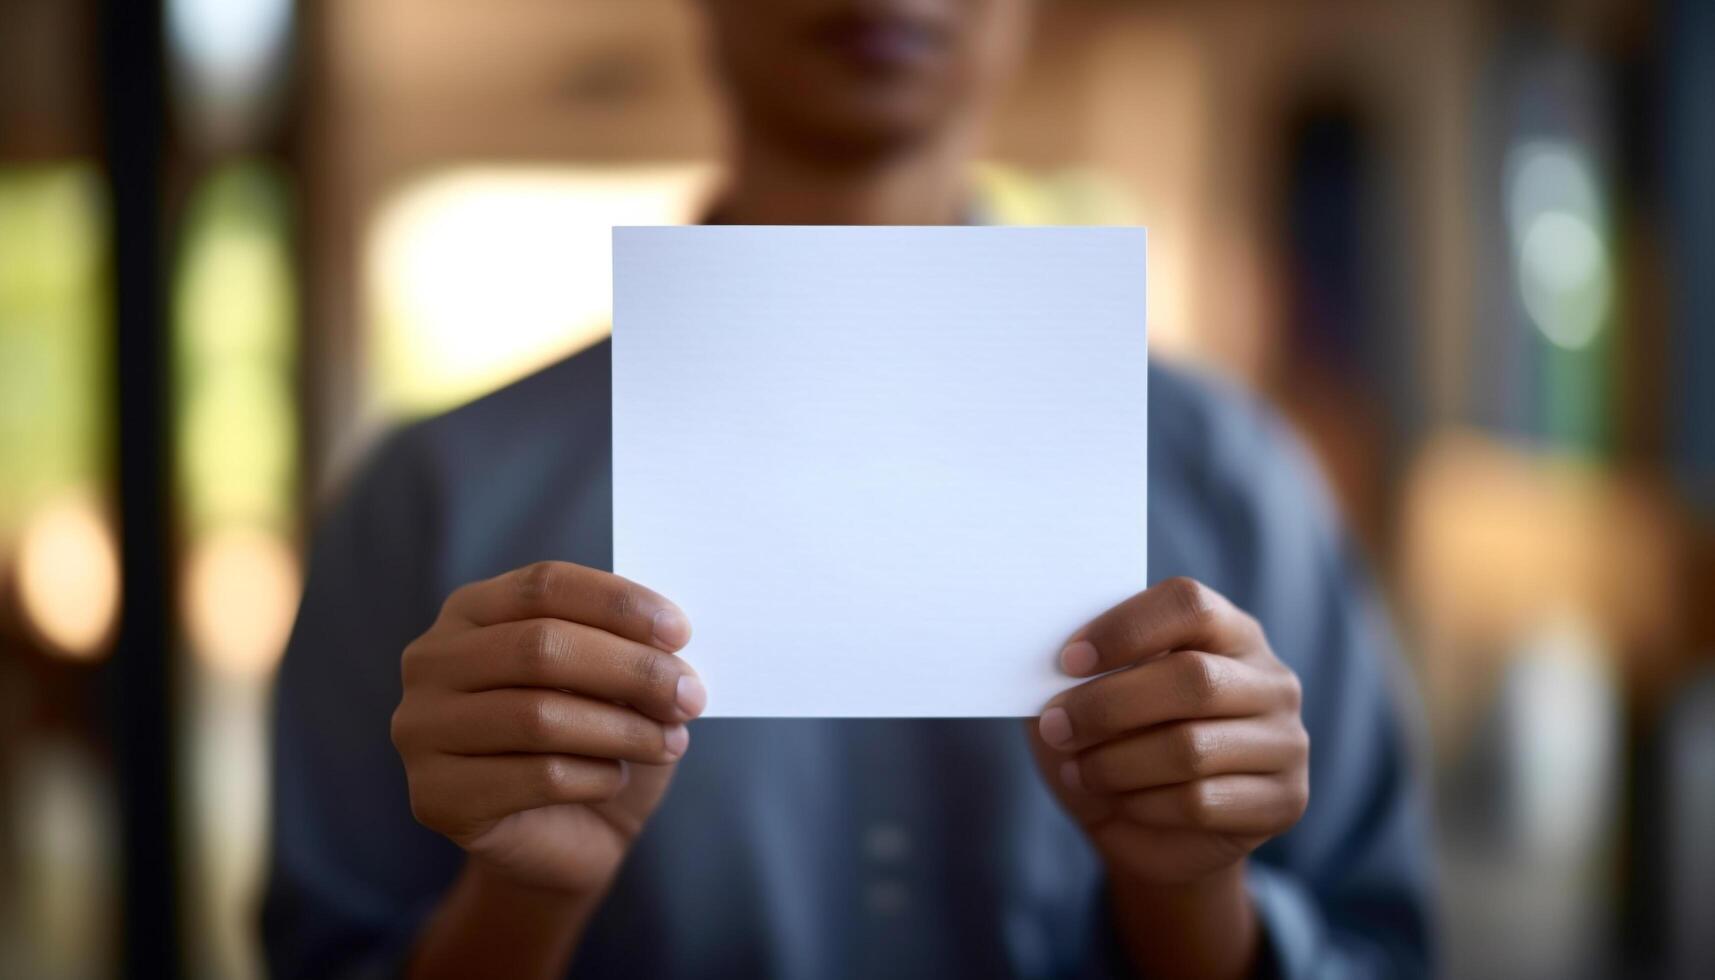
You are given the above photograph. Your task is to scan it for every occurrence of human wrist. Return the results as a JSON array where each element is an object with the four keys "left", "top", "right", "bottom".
[
  {"left": 1108, "top": 861, "right": 1258, "bottom": 980},
  {"left": 463, "top": 856, "right": 607, "bottom": 914},
  {"left": 407, "top": 859, "right": 604, "bottom": 980}
]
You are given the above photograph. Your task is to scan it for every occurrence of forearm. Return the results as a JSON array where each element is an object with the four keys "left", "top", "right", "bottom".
[
  {"left": 1109, "top": 863, "right": 1259, "bottom": 980},
  {"left": 407, "top": 860, "right": 602, "bottom": 980}
]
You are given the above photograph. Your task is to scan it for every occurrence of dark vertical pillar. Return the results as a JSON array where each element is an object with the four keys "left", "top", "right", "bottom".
[
  {"left": 98, "top": 0, "right": 181, "bottom": 977},
  {"left": 1668, "top": 0, "right": 1715, "bottom": 516},
  {"left": 1663, "top": 0, "right": 1715, "bottom": 976},
  {"left": 285, "top": 0, "right": 327, "bottom": 514}
]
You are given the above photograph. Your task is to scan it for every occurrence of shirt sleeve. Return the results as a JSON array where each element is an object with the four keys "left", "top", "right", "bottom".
[
  {"left": 260, "top": 428, "right": 466, "bottom": 979},
  {"left": 1096, "top": 375, "right": 1437, "bottom": 979}
]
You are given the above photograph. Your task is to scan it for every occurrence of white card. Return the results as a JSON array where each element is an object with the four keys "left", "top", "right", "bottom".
[{"left": 612, "top": 226, "right": 1147, "bottom": 717}]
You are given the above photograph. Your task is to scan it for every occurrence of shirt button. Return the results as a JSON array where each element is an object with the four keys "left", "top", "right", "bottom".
[
  {"left": 863, "top": 822, "right": 911, "bottom": 863},
  {"left": 865, "top": 879, "right": 910, "bottom": 915}
]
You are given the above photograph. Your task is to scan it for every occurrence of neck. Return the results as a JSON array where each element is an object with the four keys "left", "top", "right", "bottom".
[{"left": 714, "top": 127, "right": 975, "bottom": 226}]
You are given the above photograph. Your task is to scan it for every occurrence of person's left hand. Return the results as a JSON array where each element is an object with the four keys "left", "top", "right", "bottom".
[{"left": 1029, "top": 577, "right": 1310, "bottom": 885}]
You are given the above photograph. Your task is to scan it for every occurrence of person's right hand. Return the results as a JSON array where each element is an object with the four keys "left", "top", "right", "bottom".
[{"left": 391, "top": 561, "right": 706, "bottom": 895}]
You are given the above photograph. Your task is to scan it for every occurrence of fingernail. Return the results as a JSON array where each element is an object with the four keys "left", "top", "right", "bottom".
[
  {"left": 663, "top": 724, "right": 689, "bottom": 758},
  {"left": 1038, "top": 706, "right": 1073, "bottom": 748},
  {"left": 676, "top": 674, "right": 707, "bottom": 718},
  {"left": 1060, "top": 759, "right": 1083, "bottom": 793},
  {"left": 615, "top": 760, "right": 631, "bottom": 789},
  {"left": 652, "top": 608, "right": 691, "bottom": 650},
  {"left": 1060, "top": 640, "right": 1099, "bottom": 676}
]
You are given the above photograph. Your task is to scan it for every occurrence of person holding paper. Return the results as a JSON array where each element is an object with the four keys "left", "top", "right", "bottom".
[{"left": 264, "top": 2, "right": 1433, "bottom": 979}]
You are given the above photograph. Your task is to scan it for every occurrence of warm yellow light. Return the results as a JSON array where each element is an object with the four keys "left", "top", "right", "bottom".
[
  {"left": 1400, "top": 429, "right": 1680, "bottom": 651},
  {"left": 367, "top": 165, "right": 716, "bottom": 416},
  {"left": 15, "top": 494, "right": 120, "bottom": 660},
  {"left": 183, "top": 526, "right": 301, "bottom": 677}
]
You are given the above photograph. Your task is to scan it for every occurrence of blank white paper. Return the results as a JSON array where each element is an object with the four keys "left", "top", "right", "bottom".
[{"left": 612, "top": 226, "right": 1147, "bottom": 717}]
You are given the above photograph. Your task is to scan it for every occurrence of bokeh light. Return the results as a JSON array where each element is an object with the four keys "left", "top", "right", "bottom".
[
  {"left": 1506, "top": 140, "right": 1612, "bottom": 351},
  {"left": 10, "top": 740, "right": 117, "bottom": 979},
  {"left": 182, "top": 526, "right": 300, "bottom": 678},
  {"left": 368, "top": 165, "right": 714, "bottom": 417},
  {"left": 0, "top": 167, "right": 108, "bottom": 540},
  {"left": 168, "top": 0, "right": 292, "bottom": 82},
  {"left": 1503, "top": 615, "right": 1621, "bottom": 861},
  {"left": 167, "top": 0, "right": 293, "bottom": 133},
  {"left": 173, "top": 164, "right": 297, "bottom": 538},
  {"left": 15, "top": 493, "right": 120, "bottom": 660}
]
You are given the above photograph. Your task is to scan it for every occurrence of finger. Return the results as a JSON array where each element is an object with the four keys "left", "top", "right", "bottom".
[
  {"left": 408, "top": 753, "right": 627, "bottom": 838},
  {"left": 441, "top": 562, "right": 690, "bottom": 651},
  {"left": 1039, "top": 650, "right": 1288, "bottom": 752},
  {"left": 1060, "top": 577, "right": 1262, "bottom": 677},
  {"left": 416, "top": 689, "right": 689, "bottom": 765},
  {"left": 1022, "top": 718, "right": 1119, "bottom": 825},
  {"left": 1117, "top": 774, "right": 1310, "bottom": 835},
  {"left": 1062, "top": 718, "right": 1306, "bottom": 795},
  {"left": 407, "top": 619, "right": 706, "bottom": 722}
]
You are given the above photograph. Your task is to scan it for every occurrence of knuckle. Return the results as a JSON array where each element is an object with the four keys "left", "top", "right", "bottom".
[
  {"left": 536, "top": 756, "right": 621, "bottom": 801},
  {"left": 399, "top": 641, "right": 424, "bottom": 688},
  {"left": 1112, "top": 617, "right": 1152, "bottom": 664},
  {"left": 596, "top": 761, "right": 627, "bottom": 798},
  {"left": 1287, "top": 771, "right": 1311, "bottom": 820},
  {"left": 1282, "top": 665, "right": 1303, "bottom": 713},
  {"left": 1174, "top": 725, "right": 1215, "bottom": 777},
  {"left": 514, "top": 695, "right": 560, "bottom": 744},
  {"left": 536, "top": 756, "right": 577, "bottom": 798},
  {"left": 516, "top": 561, "right": 561, "bottom": 603},
  {"left": 1239, "top": 611, "right": 1268, "bottom": 646},
  {"left": 1183, "top": 781, "right": 1223, "bottom": 824},
  {"left": 626, "top": 717, "right": 664, "bottom": 758},
  {"left": 1175, "top": 651, "right": 1222, "bottom": 708},
  {"left": 516, "top": 620, "right": 565, "bottom": 675},
  {"left": 628, "top": 650, "right": 673, "bottom": 699},
  {"left": 442, "top": 582, "right": 476, "bottom": 615},
  {"left": 607, "top": 581, "right": 642, "bottom": 624},
  {"left": 1166, "top": 577, "right": 1216, "bottom": 628},
  {"left": 1269, "top": 662, "right": 1303, "bottom": 710},
  {"left": 388, "top": 704, "right": 410, "bottom": 752}
]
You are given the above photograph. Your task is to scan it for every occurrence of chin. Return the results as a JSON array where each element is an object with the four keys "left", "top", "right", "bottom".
[{"left": 766, "top": 84, "right": 957, "bottom": 162}]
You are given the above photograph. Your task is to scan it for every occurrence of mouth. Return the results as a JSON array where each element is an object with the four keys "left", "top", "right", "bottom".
[{"left": 807, "top": 8, "right": 950, "bottom": 75}]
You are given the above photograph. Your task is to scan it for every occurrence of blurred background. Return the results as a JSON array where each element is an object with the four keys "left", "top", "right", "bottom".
[{"left": 0, "top": 0, "right": 1711, "bottom": 977}]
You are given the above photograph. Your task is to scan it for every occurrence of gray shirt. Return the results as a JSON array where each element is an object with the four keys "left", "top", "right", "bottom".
[{"left": 262, "top": 341, "right": 1434, "bottom": 978}]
